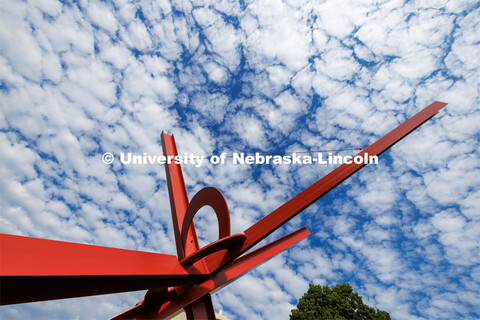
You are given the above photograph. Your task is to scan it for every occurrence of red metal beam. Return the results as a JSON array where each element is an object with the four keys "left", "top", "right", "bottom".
[
  {"left": 160, "top": 132, "right": 215, "bottom": 319},
  {"left": 0, "top": 233, "right": 204, "bottom": 277},
  {"left": 161, "top": 132, "right": 200, "bottom": 260},
  {"left": 197, "top": 101, "right": 447, "bottom": 273},
  {"left": 0, "top": 233, "right": 206, "bottom": 305},
  {"left": 110, "top": 226, "right": 311, "bottom": 320},
  {"left": 244, "top": 101, "right": 447, "bottom": 243}
]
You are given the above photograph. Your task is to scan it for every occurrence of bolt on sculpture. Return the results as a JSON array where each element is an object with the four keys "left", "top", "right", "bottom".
[{"left": 0, "top": 101, "right": 447, "bottom": 319}]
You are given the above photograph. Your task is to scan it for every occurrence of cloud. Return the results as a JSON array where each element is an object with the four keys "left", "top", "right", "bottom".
[{"left": 1, "top": 0, "right": 479, "bottom": 319}]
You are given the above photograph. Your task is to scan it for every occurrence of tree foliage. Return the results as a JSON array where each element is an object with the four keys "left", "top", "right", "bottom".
[{"left": 290, "top": 283, "right": 391, "bottom": 320}]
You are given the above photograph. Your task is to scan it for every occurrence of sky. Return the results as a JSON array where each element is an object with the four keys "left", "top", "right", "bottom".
[{"left": 0, "top": 0, "right": 479, "bottom": 319}]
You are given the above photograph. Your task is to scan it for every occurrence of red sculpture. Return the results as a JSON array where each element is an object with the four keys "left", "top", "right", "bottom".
[{"left": 0, "top": 101, "right": 447, "bottom": 319}]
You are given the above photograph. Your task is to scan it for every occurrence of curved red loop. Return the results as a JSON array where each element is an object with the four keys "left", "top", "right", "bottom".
[{"left": 181, "top": 187, "right": 231, "bottom": 255}]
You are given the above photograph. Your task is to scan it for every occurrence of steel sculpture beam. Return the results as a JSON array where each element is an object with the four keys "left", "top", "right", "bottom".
[
  {"left": 160, "top": 133, "right": 217, "bottom": 319},
  {"left": 0, "top": 101, "right": 447, "bottom": 320},
  {"left": 0, "top": 233, "right": 206, "bottom": 305},
  {"left": 110, "top": 227, "right": 311, "bottom": 320}
]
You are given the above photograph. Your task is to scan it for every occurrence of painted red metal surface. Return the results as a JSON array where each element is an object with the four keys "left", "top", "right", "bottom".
[
  {"left": 0, "top": 233, "right": 205, "bottom": 305},
  {"left": 161, "top": 133, "right": 200, "bottom": 260},
  {"left": 160, "top": 132, "right": 216, "bottom": 319},
  {"left": 156, "top": 226, "right": 311, "bottom": 319},
  {"left": 181, "top": 186, "right": 232, "bottom": 251},
  {"left": 0, "top": 233, "right": 201, "bottom": 277},
  {"left": 0, "top": 101, "right": 447, "bottom": 320},
  {"left": 180, "top": 233, "right": 246, "bottom": 266},
  {"left": 110, "top": 226, "right": 311, "bottom": 320}
]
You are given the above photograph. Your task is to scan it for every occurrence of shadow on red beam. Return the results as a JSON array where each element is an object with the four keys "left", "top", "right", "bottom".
[{"left": 0, "top": 275, "right": 202, "bottom": 305}]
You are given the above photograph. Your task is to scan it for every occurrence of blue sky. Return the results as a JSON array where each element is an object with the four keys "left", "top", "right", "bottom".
[{"left": 1, "top": 0, "right": 479, "bottom": 319}]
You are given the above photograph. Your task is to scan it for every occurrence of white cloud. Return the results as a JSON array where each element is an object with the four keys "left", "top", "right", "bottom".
[
  {"left": 0, "top": 7, "right": 44, "bottom": 81},
  {"left": 244, "top": 0, "right": 312, "bottom": 70},
  {"left": 1, "top": 0, "right": 479, "bottom": 319},
  {"left": 231, "top": 112, "right": 268, "bottom": 149},
  {"left": 124, "top": 21, "right": 152, "bottom": 51},
  {"left": 316, "top": 40, "right": 361, "bottom": 81},
  {"left": 87, "top": 2, "right": 118, "bottom": 35}
]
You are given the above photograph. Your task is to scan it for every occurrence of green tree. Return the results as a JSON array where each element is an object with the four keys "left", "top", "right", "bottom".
[{"left": 290, "top": 283, "right": 391, "bottom": 320}]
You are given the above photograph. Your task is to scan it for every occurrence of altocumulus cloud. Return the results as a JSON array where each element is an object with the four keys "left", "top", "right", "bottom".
[{"left": 0, "top": 0, "right": 479, "bottom": 319}]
